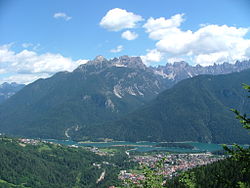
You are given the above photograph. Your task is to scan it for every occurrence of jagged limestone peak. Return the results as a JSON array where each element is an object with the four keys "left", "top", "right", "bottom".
[{"left": 93, "top": 55, "right": 107, "bottom": 62}]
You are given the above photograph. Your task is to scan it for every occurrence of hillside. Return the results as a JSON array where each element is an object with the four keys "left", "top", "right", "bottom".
[
  {"left": 0, "top": 56, "right": 169, "bottom": 139},
  {"left": 72, "top": 69, "right": 250, "bottom": 144},
  {"left": 166, "top": 157, "right": 250, "bottom": 187},
  {"left": 0, "top": 136, "right": 131, "bottom": 188}
]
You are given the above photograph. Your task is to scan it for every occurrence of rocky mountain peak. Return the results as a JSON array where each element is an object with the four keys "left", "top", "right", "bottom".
[
  {"left": 116, "top": 56, "right": 146, "bottom": 69},
  {"left": 154, "top": 59, "right": 250, "bottom": 83},
  {"left": 75, "top": 55, "right": 147, "bottom": 73},
  {"left": 172, "top": 61, "right": 189, "bottom": 68},
  {"left": 87, "top": 55, "right": 108, "bottom": 65},
  {"left": 93, "top": 55, "right": 107, "bottom": 62}
]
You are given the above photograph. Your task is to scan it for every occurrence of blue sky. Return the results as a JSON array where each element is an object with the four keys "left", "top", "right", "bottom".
[{"left": 0, "top": 0, "right": 250, "bottom": 84}]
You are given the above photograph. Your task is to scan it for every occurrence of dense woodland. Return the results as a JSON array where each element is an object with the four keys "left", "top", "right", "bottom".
[
  {"left": 0, "top": 136, "right": 134, "bottom": 188},
  {"left": 166, "top": 158, "right": 250, "bottom": 188}
]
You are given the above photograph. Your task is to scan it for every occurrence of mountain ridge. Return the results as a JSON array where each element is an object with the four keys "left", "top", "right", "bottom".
[
  {"left": 0, "top": 56, "right": 250, "bottom": 143},
  {"left": 153, "top": 59, "right": 250, "bottom": 83},
  {"left": 71, "top": 68, "right": 250, "bottom": 144},
  {"left": 0, "top": 56, "right": 169, "bottom": 138}
]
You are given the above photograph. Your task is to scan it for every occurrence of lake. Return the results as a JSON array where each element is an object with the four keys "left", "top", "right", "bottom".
[{"left": 45, "top": 139, "right": 225, "bottom": 153}]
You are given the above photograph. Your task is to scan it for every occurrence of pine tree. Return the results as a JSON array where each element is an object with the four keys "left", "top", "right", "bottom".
[{"left": 223, "top": 84, "right": 250, "bottom": 188}]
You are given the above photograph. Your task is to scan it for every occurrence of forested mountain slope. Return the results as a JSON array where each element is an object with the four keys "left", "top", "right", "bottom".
[{"left": 73, "top": 69, "right": 250, "bottom": 144}]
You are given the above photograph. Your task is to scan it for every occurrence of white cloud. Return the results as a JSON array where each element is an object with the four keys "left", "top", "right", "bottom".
[
  {"left": 53, "top": 12, "right": 72, "bottom": 21},
  {"left": 155, "top": 29, "right": 194, "bottom": 54},
  {"left": 143, "top": 14, "right": 184, "bottom": 33},
  {"left": 0, "top": 44, "right": 87, "bottom": 84},
  {"left": 100, "top": 8, "right": 143, "bottom": 31},
  {"left": 9, "top": 50, "right": 76, "bottom": 74},
  {"left": 143, "top": 14, "right": 250, "bottom": 65},
  {"left": 141, "top": 49, "right": 164, "bottom": 65},
  {"left": 143, "top": 14, "right": 185, "bottom": 41},
  {"left": 194, "top": 52, "right": 230, "bottom": 66},
  {"left": 110, "top": 45, "right": 124, "bottom": 53},
  {"left": 121, "top": 30, "right": 138, "bottom": 40}
]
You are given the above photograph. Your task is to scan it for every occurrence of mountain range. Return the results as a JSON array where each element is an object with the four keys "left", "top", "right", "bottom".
[
  {"left": 154, "top": 60, "right": 250, "bottom": 84},
  {"left": 0, "top": 56, "right": 250, "bottom": 143},
  {"left": 0, "top": 82, "right": 25, "bottom": 104},
  {"left": 74, "top": 69, "right": 250, "bottom": 144},
  {"left": 0, "top": 56, "right": 169, "bottom": 138},
  {"left": 1, "top": 58, "right": 250, "bottom": 104}
]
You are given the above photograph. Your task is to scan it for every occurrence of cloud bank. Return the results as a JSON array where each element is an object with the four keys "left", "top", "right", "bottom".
[
  {"left": 142, "top": 13, "right": 250, "bottom": 66},
  {"left": 0, "top": 44, "right": 87, "bottom": 84},
  {"left": 141, "top": 49, "right": 163, "bottom": 65},
  {"left": 100, "top": 9, "right": 250, "bottom": 65}
]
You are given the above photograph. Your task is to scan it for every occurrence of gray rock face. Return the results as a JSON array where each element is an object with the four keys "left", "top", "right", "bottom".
[
  {"left": 75, "top": 56, "right": 250, "bottom": 86},
  {"left": 1, "top": 57, "right": 249, "bottom": 106},
  {"left": 74, "top": 55, "right": 168, "bottom": 99},
  {"left": 153, "top": 60, "right": 250, "bottom": 84},
  {"left": 75, "top": 55, "right": 146, "bottom": 73},
  {"left": 69, "top": 56, "right": 250, "bottom": 101}
]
